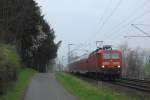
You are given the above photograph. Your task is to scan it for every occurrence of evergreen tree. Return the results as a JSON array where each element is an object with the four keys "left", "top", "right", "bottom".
[{"left": 0, "top": 0, "right": 61, "bottom": 72}]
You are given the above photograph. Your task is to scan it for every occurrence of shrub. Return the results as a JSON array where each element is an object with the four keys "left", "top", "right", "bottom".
[
  {"left": 145, "top": 62, "right": 150, "bottom": 77},
  {"left": 0, "top": 43, "right": 20, "bottom": 94}
]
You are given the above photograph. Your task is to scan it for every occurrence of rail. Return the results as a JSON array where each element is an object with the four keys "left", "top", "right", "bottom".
[
  {"left": 111, "top": 78, "right": 150, "bottom": 93},
  {"left": 72, "top": 73, "right": 150, "bottom": 93}
]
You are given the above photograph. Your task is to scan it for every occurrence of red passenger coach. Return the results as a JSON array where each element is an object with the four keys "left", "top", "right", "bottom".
[{"left": 69, "top": 45, "right": 122, "bottom": 80}]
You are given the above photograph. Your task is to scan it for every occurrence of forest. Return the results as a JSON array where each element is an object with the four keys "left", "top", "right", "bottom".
[{"left": 0, "top": 0, "right": 60, "bottom": 94}]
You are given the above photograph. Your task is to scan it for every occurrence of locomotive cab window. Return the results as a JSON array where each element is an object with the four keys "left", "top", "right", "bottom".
[
  {"left": 103, "top": 52, "right": 111, "bottom": 59},
  {"left": 111, "top": 53, "right": 119, "bottom": 59},
  {"left": 103, "top": 52, "right": 119, "bottom": 59}
]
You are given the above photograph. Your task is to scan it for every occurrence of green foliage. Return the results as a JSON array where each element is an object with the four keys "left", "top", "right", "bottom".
[
  {"left": 0, "top": 0, "right": 61, "bottom": 72},
  {"left": 0, "top": 68, "right": 36, "bottom": 100},
  {"left": 0, "top": 43, "right": 20, "bottom": 69},
  {"left": 0, "top": 43, "right": 20, "bottom": 94},
  {"left": 0, "top": 43, "right": 20, "bottom": 78},
  {"left": 145, "top": 62, "right": 150, "bottom": 76},
  {"left": 56, "top": 73, "right": 137, "bottom": 100}
]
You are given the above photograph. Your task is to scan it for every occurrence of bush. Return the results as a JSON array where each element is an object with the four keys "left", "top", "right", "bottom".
[
  {"left": 0, "top": 68, "right": 36, "bottom": 100},
  {"left": 0, "top": 43, "right": 20, "bottom": 94},
  {"left": 145, "top": 62, "right": 150, "bottom": 77}
]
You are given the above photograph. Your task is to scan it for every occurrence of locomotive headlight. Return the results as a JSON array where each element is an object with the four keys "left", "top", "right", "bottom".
[
  {"left": 102, "top": 65, "right": 105, "bottom": 68},
  {"left": 118, "top": 66, "right": 120, "bottom": 68}
]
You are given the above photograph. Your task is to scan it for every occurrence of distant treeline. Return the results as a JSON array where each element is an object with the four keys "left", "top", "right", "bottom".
[
  {"left": 0, "top": 0, "right": 61, "bottom": 72},
  {"left": 120, "top": 43, "right": 150, "bottom": 79}
]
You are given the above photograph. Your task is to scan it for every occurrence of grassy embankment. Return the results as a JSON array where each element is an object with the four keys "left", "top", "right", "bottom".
[
  {"left": 0, "top": 68, "right": 36, "bottom": 100},
  {"left": 56, "top": 73, "right": 136, "bottom": 100}
]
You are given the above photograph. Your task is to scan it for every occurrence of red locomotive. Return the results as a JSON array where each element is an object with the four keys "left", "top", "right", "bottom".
[{"left": 69, "top": 45, "right": 122, "bottom": 80}]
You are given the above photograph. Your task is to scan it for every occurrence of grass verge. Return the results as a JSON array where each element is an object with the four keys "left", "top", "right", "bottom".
[
  {"left": 56, "top": 73, "right": 136, "bottom": 100},
  {"left": 0, "top": 68, "right": 36, "bottom": 100}
]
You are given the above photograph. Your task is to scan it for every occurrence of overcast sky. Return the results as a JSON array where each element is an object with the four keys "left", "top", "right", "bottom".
[{"left": 36, "top": 0, "right": 150, "bottom": 61}]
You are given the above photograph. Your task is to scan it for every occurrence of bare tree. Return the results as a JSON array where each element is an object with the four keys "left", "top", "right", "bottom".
[
  {"left": 141, "top": 49, "right": 150, "bottom": 78},
  {"left": 119, "top": 42, "right": 146, "bottom": 79},
  {"left": 119, "top": 42, "right": 130, "bottom": 78},
  {"left": 126, "top": 49, "right": 144, "bottom": 79}
]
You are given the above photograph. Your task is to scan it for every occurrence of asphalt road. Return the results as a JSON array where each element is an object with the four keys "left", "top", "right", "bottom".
[{"left": 23, "top": 73, "right": 77, "bottom": 100}]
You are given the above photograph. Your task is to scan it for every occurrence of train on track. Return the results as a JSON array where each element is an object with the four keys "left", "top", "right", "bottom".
[{"left": 68, "top": 45, "right": 122, "bottom": 80}]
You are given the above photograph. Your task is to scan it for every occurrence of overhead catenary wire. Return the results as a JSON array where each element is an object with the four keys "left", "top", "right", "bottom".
[
  {"left": 86, "top": 0, "right": 122, "bottom": 42},
  {"left": 123, "top": 24, "right": 150, "bottom": 38},
  {"left": 124, "top": 36, "right": 150, "bottom": 38},
  {"left": 83, "top": 0, "right": 122, "bottom": 52},
  {"left": 68, "top": 0, "right": 150, "bottom": 62},
  {"left": 95, "top": 0, "right": 112, "bottom": 32},
  {"left": 131, "top": 24, "right": 150, "bottom": 36},
  {"left": 134, "top": 24, "right": 150, "bottom": 26},
  {"left": 87, "top": 0, "right": 149, "bottom": 45},
  {"left": 102, "top": 0, "right": 150, "bottom": 40},
  {"left": 83, "top": 0, "right": 111, "bottom": 46},
  {"left": 96, "top": 0, "right": 122, "bottom": 34},
  {"left": 81, "top": 0, "right": 125, "bottom": 53},
  {"left": 108, "top": 8, "right": 150, "bottom": 42}
]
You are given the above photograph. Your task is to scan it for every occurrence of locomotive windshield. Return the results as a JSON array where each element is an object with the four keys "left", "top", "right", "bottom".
[
  {"left": 103, "top": 52, "right": 119, "bottom": 59},
  {"left": 111, "top": 53, "right": 119, "bottom": 59}
]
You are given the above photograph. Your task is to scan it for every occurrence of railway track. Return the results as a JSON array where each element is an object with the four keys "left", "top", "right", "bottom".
[
  {"left": 112, "top": 78, "right": 150, "bottom": 93},
  {"left": 73, "top": 74, "right": 150, "bottom": 93}
]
